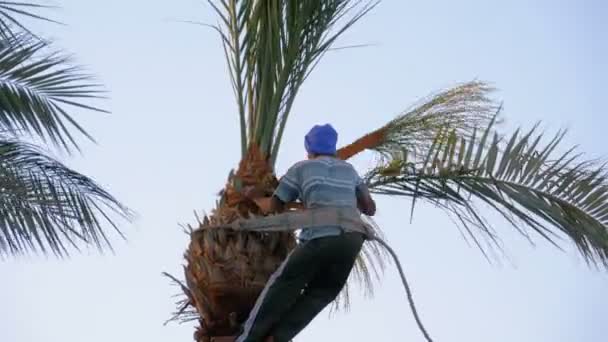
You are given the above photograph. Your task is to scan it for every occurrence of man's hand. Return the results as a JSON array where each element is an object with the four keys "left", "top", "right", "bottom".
[
  {"left": 241, "top": 186, "right": 270, "bottom": 213},
  {"left": 250, "top": 197, "right": 272, "bottom": 214},
  {"left": 356, "top": 184, "right": 376, "bottom": 216},
  {"left": 242, "top": 186, "right": 266, "bottom": 199},
  {"left": 241, "top": 186, "right": 301, "bottom": 214}
]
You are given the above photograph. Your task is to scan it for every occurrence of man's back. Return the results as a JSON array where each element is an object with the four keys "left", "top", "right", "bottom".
[{"left": 274, "top": 156, "right": 364, "bottom": 240}]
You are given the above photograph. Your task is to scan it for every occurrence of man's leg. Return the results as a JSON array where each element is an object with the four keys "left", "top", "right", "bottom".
[
  {"left": 236, "top": 239, "right": 322, "bottom": 342},
  {"left": 270, "top": 233, "right": 364, "bottom": 342}
]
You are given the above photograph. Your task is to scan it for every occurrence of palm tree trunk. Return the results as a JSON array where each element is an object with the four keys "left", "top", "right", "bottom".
[{"left": 183, "top": 146, "right": 296, "bottom": 341}]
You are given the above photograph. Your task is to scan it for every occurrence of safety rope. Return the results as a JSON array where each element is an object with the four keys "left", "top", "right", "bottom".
[
  {"left": 207, "top": 208, "right": 435, "bottom": 341},
  {"left": 369, "top": 236, "right": 434, "bottom": 342}
]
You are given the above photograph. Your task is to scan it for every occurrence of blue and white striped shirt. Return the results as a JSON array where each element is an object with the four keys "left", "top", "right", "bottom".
[{"left": 273, "top": 156, "right": 367, "bottom": 241}]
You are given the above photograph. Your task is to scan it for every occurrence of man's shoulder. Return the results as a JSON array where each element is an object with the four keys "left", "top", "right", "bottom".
[
  {"left": 290, "top": 159, "right": 312, "bottom": 168},
  {"left": 298, "top": 157, "right": 354, "bottom": 167},
  {"left": 284, "top": 159, "right": 311, "bottom": 175},
  {"left": 297, "top": 158, "right": 360, "bottom": 180}
]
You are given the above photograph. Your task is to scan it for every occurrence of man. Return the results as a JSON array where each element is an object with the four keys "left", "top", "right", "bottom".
[{"left": 236, "top": 124, "right": 376, "bottom": 342}]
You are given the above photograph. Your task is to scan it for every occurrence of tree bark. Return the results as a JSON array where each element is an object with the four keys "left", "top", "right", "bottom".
[{"left": 182, "top": 146, "right": 296, "bottom": 341}]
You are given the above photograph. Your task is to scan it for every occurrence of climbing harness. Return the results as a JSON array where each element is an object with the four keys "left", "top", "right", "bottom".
[{"left": 214, "top": 207, "right": 435, "bottom": 342}]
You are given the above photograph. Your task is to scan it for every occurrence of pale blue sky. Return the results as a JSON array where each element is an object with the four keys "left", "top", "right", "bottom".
[{"left": 1, "top": 1, "right": 607, "bottom": 341}]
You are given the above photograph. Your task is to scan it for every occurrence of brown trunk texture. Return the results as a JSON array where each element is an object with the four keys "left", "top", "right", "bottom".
[{"left": 183, "top": 146, "right": 296, "bottom": 341}]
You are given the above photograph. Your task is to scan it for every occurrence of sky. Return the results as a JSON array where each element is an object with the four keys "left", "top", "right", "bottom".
[{"left": 1, "top": 0, "right": 607, "bottom": 341}]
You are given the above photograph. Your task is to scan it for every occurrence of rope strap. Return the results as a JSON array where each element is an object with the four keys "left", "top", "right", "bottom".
[{"left": 211, "top": 207, "right": 435, "bottom": 342}]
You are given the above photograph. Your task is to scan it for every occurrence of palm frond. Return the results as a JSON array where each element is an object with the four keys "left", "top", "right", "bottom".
[
  {"left": 337, "top": 81, "right": 499, "bottom": 160},
  {"left": 365, "top": 113, "right": 608, "bottom": 266},
  {"left": 208, "top": 0, "right": 379, "bottom": 162},
  {"left": 0, "top": 33, "right": 105, "bottom": 152},
  {"left": 0, "top": 137, "right": 133, "bottom": 257},
  {"left": 0, "top": 1, "right": 59, "bottom": 40}
]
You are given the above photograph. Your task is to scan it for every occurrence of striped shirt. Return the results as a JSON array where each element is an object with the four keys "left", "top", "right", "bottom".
[{"left": 273, "top": 156, "right": 367, "bottom": 241}]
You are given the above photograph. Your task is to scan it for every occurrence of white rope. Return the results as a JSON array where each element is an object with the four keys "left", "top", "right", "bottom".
[
  {"left": 207, "top": 208, "right": 436, "bottom": 341},
  {"left": 369, "top": 236, "right": 434, "bottom": 342}
]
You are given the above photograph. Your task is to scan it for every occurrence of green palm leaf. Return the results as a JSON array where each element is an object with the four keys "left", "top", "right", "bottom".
[
  {"left": 0, "top": 33, "right": 104, "bottom": 152},
  {"left": 207, "top": 0, "right": 379, "bottom": 162},
  {"left": 337, "top": 81, "right": 499, "bottom": 160},
  {"left": 365, "top": 113, "right": 608, "bottom": 266},
  {"left": 377, "top": 81, "right": 499, "bottom": 158},
  {"left": 0, "top": 137, "right": 133, "bottom": 257},
  {"left": 0, "top": 1, "right": 58, "bottom": 40}
]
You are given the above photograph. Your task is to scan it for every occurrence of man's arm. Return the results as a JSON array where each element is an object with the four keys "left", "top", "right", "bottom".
[{"left": 356, "top": 183, "right": 376, "bottom": 216}]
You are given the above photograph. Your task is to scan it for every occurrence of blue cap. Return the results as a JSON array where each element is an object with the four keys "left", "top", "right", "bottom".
[{"left": 305, "top": 124, "right": 338, "bottom": 155}]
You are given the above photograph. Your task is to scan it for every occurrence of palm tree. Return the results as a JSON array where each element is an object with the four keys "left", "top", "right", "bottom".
[
  {"left": 169, "top": 1, "right": 608, "bottom": 340},
  {"left": 0, "top": 2, "right": 131, "bottom": 257}
]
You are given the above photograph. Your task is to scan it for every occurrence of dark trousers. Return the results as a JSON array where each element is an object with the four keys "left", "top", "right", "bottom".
[{"left": 236, "top": 232, "right": 365, "bottom": 342}]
